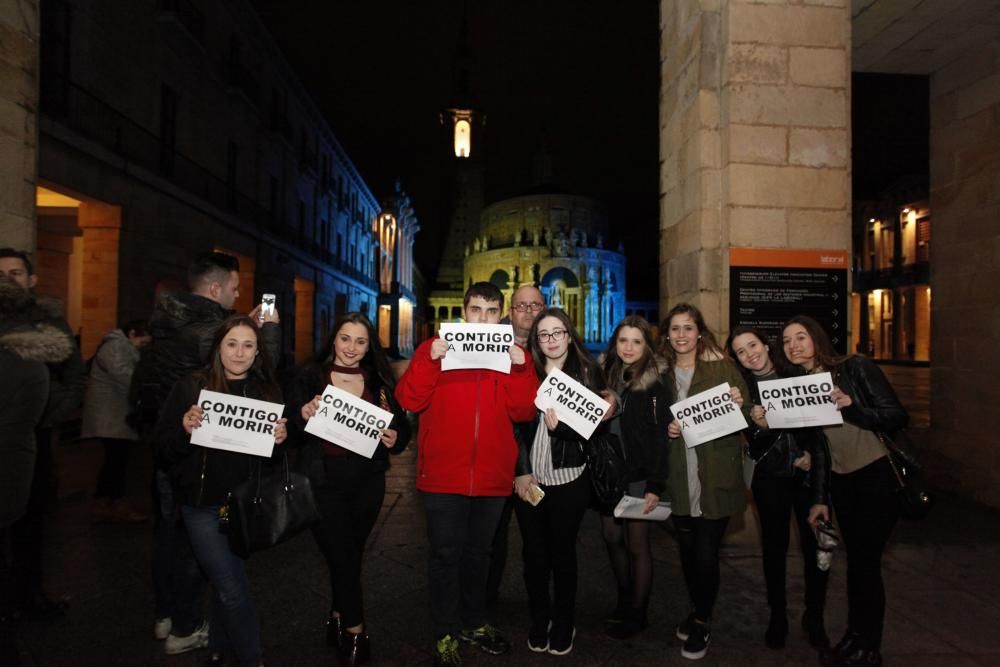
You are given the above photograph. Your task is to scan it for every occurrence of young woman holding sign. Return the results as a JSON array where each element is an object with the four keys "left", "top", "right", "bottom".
[
  {"left": 288, "top": 312, "right": 410, "bottom": 666},
  {"left": 778, "top": 315, "right": 907, "bottom": 667},
  {"left": 727, "top": 326, "right": 830, "bottom": 650},
  {"left": 599, "top": 315, "right": 673, "bottom": 641},
  {"left": 511, "top": 307, "right": 607, "bottom": 655},
  {"left": 660, "top": 303, "right": 749, "bottom": 661},
  {"left": 155, "top": 314, "right": 288, "bottom": 667}
]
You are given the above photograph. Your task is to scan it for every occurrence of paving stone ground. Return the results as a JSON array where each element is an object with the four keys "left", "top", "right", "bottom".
[{"left": 14, "top": 367, "right": 1000, "bottom": 666}]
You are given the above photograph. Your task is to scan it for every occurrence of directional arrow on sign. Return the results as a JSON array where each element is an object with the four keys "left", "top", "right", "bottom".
[
  {"left": 832, "top": 309, "right": 839, "bottom": 316},
  {"left": 832, "top": 275, "right": 839, "bottom": 282}
]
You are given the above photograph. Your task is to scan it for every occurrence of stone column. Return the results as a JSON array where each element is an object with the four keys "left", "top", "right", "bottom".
[
  {"left": 660, "top": 0, "right": 851, "bottom": 329},
  {"left": 0, "top": 0, "right": 40, "bottom": 253},
  {"left": 928, "top": 40, "right": 1000, "bottom": 508}
]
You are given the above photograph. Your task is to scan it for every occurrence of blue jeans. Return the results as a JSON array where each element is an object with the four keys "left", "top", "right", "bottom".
[
  {"left": 152, "top": 468, "right": 204, "bottom": 635},
  {"left": 421, "top": 493, "right": 506, "bottom": 638},
  {"left": 181, "top": 505, "right": 261, "bottom": 667}
]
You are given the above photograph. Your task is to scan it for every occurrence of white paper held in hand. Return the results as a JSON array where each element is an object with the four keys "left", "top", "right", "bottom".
[
  {"left": 190, "top": 389, "right": 284, "bottom": 458},
  {"left": 613, "top": 495, "right": 672, "bottom": 521},
  {"left": 304, "top": 384, "right": 395, "bottom": 459},
  {"left": 438, "top": 322, "right": 515, "bottom": 374},
  {"left": 670, "top": 382, "right": 748, "bottom": 448},
  {"left": 534, "top": 367, "right": 610, "bottom": 440},
  {"left": 756, "top": 371, "right": 843, "bottom": 429}
]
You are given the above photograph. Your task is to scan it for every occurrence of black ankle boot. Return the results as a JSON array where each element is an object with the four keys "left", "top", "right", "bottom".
[
  {"left": 338, "top": 631, "right": 370, "bottom": 666},
  {"left": 764, "top": 608, "right": 788, "bottom": 649},
  {"left": 605, "top": 608, "right": 647, "bottom": 640},
  {"left": 820, "top": 631, "right": 863, "bottom": 666},
  {"left": 326, "top": 613, "right": 344, "bottom": 647},
  {"left": 802, "top": 609, "right": 830, "bottom": 649}
]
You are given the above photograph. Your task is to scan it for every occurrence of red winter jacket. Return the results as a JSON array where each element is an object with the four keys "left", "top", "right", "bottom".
[{"left": 395, "top": 337, "right": 539, "bottom": 496}]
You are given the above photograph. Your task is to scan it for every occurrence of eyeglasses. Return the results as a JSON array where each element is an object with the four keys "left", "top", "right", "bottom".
[
  {"left": 536, "top": 329, "right": 568, "bottom": 343},
  {"left": 512, "top": 302, "right": 544, "bottom": 312}
]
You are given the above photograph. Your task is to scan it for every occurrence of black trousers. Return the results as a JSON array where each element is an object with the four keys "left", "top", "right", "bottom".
[
  {"left": 830, "top": 456, "right": 898, "bottom": 651},
  {"left": 672, "top": 514, "right": 730, "bottom": 623},
  {"left": 95, "top": 438, "right": 135, "bottom": 500},
  {"left": 751, "top": 470, "right": 828, "bottom": 613},
  {"left": 10, "top": 428, "right": 54, "bottom": 604},
  {"left": 512, "top": 471, "right": 590, "bottom": 629},
  {"left": 485, "top": 494, "right": 515, "bottom": 602},
  {"left": 310, "top": 455, "right": 386, "bottom": 629}
]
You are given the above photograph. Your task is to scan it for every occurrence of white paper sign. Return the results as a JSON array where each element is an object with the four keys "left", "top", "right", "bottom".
[
  {"left": 304, "top": 384, "right": 395, "bottom": 459},
  {"left": 190, "top": 389, "right": 283, "bottom": 458},
  {"left": 534, "top": 367, "right": 610, "bottom": 440},
  {"left": 439, "top": 323, "right": 515, "bottom": 374},
  {"left": 613, "top": 495, "right": 672, "bottom": 521},
  {"left": 756, "top": 372, "right": 844, "bottom": 428},
  {"left": 671, "top": 382, "right": 748, "bottom": 448}
]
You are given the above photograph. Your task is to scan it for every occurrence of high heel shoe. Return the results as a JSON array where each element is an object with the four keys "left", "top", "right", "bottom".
[
  {"left": 326, "top": 613, "right": 344, "bottom": 647},
  {"left": 338, "top": 631, "right": 370, "bottom": 666}
]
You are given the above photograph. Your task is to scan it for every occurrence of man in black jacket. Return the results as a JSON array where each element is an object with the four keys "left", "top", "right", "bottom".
[
  {"left": 134, "top": 251, "right": 281, "bottom": 655},
  {"left": 0, "top": 247, "right": 84, "bottom": 624}
]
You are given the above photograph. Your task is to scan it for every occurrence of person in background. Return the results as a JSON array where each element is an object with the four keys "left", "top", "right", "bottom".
[
  {"left": 0, "top": 247, "right": 84, "bottom": 619},
  {"left": 727, "top": 326, "right": 829, "bottom": 650},
  {"left": 599, "top": 315, "right": 672, "bottom": 641},
  {"left": 486, "top": 284, "right": 545, "bottom": 606},
  {"left": 288, "top": 312, "right": 410, "bottom": 666},
  {"left": 661, "top": 303, "right": 749, "bottom": 661},
  {"left": 134, "top": 251, "right": 280, "bottom": 653},
  {"left": 154, "top": 315, "right": 287, "bottom": 667},
  {"left": 779, "top": 315, "right": 907, "bottom": 667},
  {"left": 395, "top": 282, "right": 539, "bottom": 667},
  {"left": 82, "top": 319, "right": 153, "bottom": 523}
]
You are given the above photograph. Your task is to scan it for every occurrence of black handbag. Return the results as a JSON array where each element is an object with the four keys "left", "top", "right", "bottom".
[
  {"left": 223, "top": 453, "right": 321, "bottom": 558},
  {"left": 877, "top": 431, "right": 933, "bottom": 520},
  {"left": 584, "top": 432, "right": 628, "bottom": 505}
]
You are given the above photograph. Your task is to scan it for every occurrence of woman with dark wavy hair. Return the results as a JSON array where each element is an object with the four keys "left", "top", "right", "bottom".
[
  {"left": 726, "top": 325, "right": 829, "bottom": 650},
  {"left": 155, "top": 314, "right": 287, "bottom": 667},
  {"left": 288, "top": 312, "right": 410, "bottom": 666},
  {"left": 661, "top": 303, "right": 749, "bottom": 661},
  {"left": 511, "top": 307, "right": 608, "bottom": 656},
  {"left": 599, "top": 315, "right": 672, "bottom": 641},
  {"left": 778, "top": 315, "right": 907, "bottom": 667}
]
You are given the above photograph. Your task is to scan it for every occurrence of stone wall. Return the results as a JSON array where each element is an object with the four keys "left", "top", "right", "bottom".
[
  {"left": 0, "top": 0, "right": 39, "bottom": 252},
  {"left": 927, "top": 39, "right": 1000, "bottom": 507},
  {"left": 660, "top": 0, "right": 851, "bottom": 332}
]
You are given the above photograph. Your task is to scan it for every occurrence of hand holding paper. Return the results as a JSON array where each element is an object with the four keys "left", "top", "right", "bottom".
[
  {"left": 534, "top": 368, "right": 611, "bottom": 440},
  {"left": 438, "top": 323, "right": 516, "bottom": 373},
  {"left": 670, "top": 383, "right": 748, "bottom": 448},
  {"left": 304, "top": 384, "right": 395, "bottom": 459}
]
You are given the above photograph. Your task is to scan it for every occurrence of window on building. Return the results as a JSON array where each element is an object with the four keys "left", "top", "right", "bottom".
[
  {"left": 159, "top": 85, "right": 178, "bottom": 176},
  {"left": 226, "top": 141, "right": 239, "bottom": 211},
  {"left": 298, "top": 200, "right": 307, "bottom": 244},
  {"left": 40, "top": 0, "right": 72, "bottom": 115}
]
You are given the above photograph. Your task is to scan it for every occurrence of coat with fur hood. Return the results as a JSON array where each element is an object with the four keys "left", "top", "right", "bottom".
[
  {"left": 0, "top": 287, "right": 80, "bottom": 526},
  {"left": 663, "top": 351, "right": 751, "bottom": 519},
  {"left": 610, "top": 358, "right": 674, "bottom": 497}
]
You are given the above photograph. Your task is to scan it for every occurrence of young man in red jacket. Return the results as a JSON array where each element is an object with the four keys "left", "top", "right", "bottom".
[{"left": 396, "top": 282, "right": 539, "bottom": 667}]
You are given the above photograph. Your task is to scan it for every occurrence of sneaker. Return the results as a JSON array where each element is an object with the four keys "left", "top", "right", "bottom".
[
  {"left": 458, "top": 624, "right": 510, "bottom": 656},
  {"left": 675, "top": 612, "right": 696, "bottom": 641},
  {"left": 164, "top": 621, "right": 209, "bottom": 655},
  {"left": 433, "top": 634, "right": 461, "bottom": 667},
  {"left": 681, "top": 621, "right": 710, "bottom": 660},
  {"left": 547, "top": 625, "right": 576, "bottom": 656},
  {"left": 154, "top": 616, "right": 172, "bottom": 640},
  {"left": 527, "top": 620, "right": 550, "bottom": 652}
]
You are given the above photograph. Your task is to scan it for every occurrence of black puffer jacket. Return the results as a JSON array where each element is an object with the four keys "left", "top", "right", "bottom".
[
  {"left": 744, "top": 371, "right": 828, "bottom": 505},
  {"left": 286, "top": 363, "right": 411, "bottom": 486},
  {"left": 810, "top": 355, "right": 908, "bottom": 498},
  {"left": 615, "top": 363, "right": 673, "bottom": 497},
  {"left": 135, "top": 292, "right": 281, "bottom": 426},
  {"left": 154, "top": 373, "right": 283, "bottom": 507}
]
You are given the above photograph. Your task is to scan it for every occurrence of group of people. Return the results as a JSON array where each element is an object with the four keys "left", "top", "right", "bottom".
[{"left": 0, "top": 246, "right": 909, "bottom": 667}]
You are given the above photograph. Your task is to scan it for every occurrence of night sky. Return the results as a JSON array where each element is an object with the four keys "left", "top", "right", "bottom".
[{"left": 250, "top": 0, "right": 662, "bottom": 300}]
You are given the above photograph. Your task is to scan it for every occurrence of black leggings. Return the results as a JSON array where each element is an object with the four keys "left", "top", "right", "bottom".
[
  {"left": 310, "top": 455, "right": 386, "bottom": 629},
  {"left": 601, "top": 515, "right": 654, "bottom": 613},
  {"left": 672, "top": 514, "right": 730, "bottom": 623}
]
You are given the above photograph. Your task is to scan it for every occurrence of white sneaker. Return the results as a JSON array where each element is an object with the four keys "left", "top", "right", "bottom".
[
  {"left": 164, "top": 620, "right": 209, "bottom": 655},
  {"left": 154, "top": 616, "right": 172, "bottom": 640}
]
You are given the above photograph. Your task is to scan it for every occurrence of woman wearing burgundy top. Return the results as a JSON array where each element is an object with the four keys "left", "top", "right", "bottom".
[{"left": 289, "top": 312, "right": 410, "bottom": 666}]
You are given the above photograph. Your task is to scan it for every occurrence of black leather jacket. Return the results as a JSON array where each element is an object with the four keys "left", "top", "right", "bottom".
[
  {"left": 810, "top": 355, "right": 908, "bottom": 499},
  {"left": 744, "top": 371, "right": 828, "bottom": 505}
]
